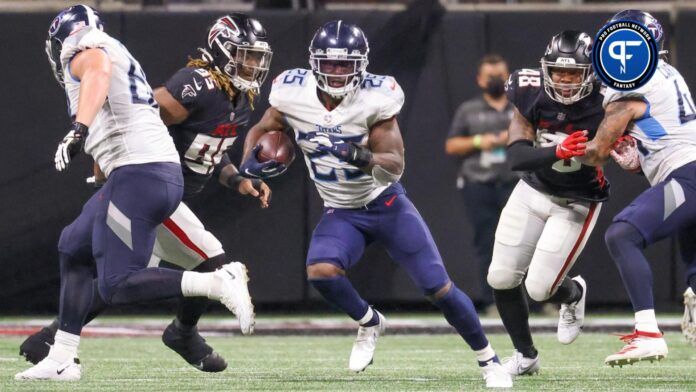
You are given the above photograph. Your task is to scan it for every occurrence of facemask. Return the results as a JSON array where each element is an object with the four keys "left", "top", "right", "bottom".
[{"left": 485, "top": 77, "right": 506, "bottom": 98}]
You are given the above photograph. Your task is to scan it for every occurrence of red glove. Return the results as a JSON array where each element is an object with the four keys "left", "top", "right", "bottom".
[{"left": 555, "top": 130, "right": 588, "bottom": 160}]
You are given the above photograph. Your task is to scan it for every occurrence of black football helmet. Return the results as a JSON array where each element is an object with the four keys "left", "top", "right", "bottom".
[
  {"left": 201, "top": 14, "right": 273, "bottom": 93},
  {"left": 540, "top": 30, "right": 594, "bottom": 105},
  {"left": 45, "top": 4, "right": 104, "bottom": 87},
  {"left": 609, "top": 9, "right": 667, "bottom": 56},
  {"left": 309, "top": 20, "right": 369, "bottom": 98}
]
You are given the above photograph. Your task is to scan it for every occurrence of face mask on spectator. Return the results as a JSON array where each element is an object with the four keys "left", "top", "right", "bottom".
[{"left": 484, "top": 77, "right": 506, "bottom": 98}]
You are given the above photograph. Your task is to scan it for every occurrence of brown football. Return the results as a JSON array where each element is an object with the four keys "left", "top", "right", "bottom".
[{"left": 256, "top": 131, "right": 296, "bottom": 166}]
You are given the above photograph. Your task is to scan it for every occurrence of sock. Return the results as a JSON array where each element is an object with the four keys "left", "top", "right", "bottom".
[
  {"left": 49, "top": 330, "right": 80, "bottom": 362},
  {"left": 548, "top": 277, "right": 583, "bottom": 305},
  {"left": 181, "top": 271, "right": 218, "bottom": 299},
  {"left": 635, "top": 309, "right": 660, "bottom": 333},
  {"left": 309, "top": 275, "right": 369, "bottom": 321},
  {"left": 493, "top": 286, "right": 537, "bottom": 359},
  {"left": 605, "top": 222, "right": 654, "bottom": 311},
  {"left": 174, "top": 318, "right": 196, "bottom": 333},
  {"left": 433, "top": 285, "right": 489, "bottom": 351},
  {"left": 175, "top": 255, "right": 226, "bottom": 327},
  {"left": 475, "top": 343, "right": 499, "bottom": 367},
  {"left": 357, "top": 306, "right": 380, "bottom": 327}
]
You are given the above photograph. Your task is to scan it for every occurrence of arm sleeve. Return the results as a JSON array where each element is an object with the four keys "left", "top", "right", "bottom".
[
  {"left": 447, "top": 104, "right": 470, "bottom": 138},
  {"left": 506, "top": 139, "right": 558, "bottom": 171}
]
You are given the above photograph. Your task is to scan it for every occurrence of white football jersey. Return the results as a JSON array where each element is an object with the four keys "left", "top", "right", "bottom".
[
  {"left": 269, "top": 69, "right": 404, "bottom": 208},
  {"left": 604, "top": 60, "right": 696, "bottom": 186},
  {"left": 60, "top": 26, "right": 179, "bottom": 176}
]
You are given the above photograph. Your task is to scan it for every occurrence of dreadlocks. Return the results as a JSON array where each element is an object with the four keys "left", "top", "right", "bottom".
[{"left": 186, "top": 56, "right": 258, "bottom": 110}]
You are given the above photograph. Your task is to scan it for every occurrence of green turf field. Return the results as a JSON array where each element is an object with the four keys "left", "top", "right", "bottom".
[{"left": 1, "top": 332, "right": 694, "bottom": 391}]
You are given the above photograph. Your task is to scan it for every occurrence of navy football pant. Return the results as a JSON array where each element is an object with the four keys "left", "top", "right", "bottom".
[
  {"left": 606, "top": 161, "right": 696, "bottom": 311},
  {"left": 307, "top": 183, "right": 489, "bottom": 350},
  {"left": 57, "top": 163, "right": 185, "bottom": 335}
]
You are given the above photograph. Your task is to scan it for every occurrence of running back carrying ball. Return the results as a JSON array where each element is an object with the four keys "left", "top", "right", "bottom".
[{"left": 256, "top": 130, "right": 296, "bottom": 166}]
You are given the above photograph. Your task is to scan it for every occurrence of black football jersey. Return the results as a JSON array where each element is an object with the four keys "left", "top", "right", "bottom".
[
  {"left": 164, "top": 67, "right": 251, "bottom": 200},
  {"left": 506, "top": 68, "right": 609, "bottom": 202}
]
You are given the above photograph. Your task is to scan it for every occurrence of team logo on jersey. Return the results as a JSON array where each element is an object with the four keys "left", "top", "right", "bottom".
[
  {"left": 592, "top": 20, "right": 658, "bottom": 90},
  {"left": 182, "top": 84, "right": 197, "bottom": 99}
]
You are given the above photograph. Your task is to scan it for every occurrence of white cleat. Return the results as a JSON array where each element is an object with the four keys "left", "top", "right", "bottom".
[
  {"left": 682, "top": 287, "right": 696, "bottom": 347},
  {"left": 502, "top": 350, "right": 540, "bottom": 376},
  {"left": 557, "top": 275, "right": 586, "bottom": 344},
  {"left": 349, "top": 310, "right": 386, "bottom": 372},
  {"left": 605, "top": 330, "right": 668, "bottom": 367},
  {"left": 480, "top": 361, "right": 513, "bottom": 388},
  {"left": 15, "top": 356, "right": 81, "bottom": 381},
  {"left": 213, "top": 262, "right": 255, "bottom": 335}
]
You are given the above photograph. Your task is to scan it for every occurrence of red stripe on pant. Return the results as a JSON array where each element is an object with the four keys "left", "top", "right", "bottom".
[
  {"left": 550, "top": 202, "right": 598, "bottom": 290},
  {"left": 162, "top": 218, "right": 209, "bottom": 260}
]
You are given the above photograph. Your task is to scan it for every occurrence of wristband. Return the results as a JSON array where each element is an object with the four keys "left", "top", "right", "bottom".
[
  {"left": 347, "top": 143, "right": 373, "bottom": 168},
  {"left": 472, "top": 134, "right": 482, "bottom": 149}
]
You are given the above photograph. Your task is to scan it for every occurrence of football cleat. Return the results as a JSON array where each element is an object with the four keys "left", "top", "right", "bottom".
[
  {"left": 15, "top": 356, "right": 81, "bottom": 381},
  {"left": 162, "top": 321, "right": 227, "bottom": 372},
  {"left": 557, "top": 275, "right": 586, "bottom": 344},
  {"left": 211, "top": 262, "right": 255, "bottom": 335},
  {"left": 682, "top": 287, "right": 696, "bottom": 347},
  {"left": 502, "top": 350, "right": 540, "bottom": 376},
  {"left": 480, "top": 360, "right": 513, "bottom": 388},
  {"left": 349, "top": 310, "right": 386, "bottom": 372},
  {"left": 19, "top": 324, "right": 57, "bottom": 364},
  {"left": 605, "top": 330, "right": 668, "bottom": 367}
]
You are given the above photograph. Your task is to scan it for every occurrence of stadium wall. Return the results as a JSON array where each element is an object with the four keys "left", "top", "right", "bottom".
[{"left": 1, "top": 5, "right": 691, "bottom": 313}]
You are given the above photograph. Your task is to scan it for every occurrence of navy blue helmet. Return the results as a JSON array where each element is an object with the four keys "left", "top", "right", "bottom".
[
  {"left": 610, "top": 9, "right": 666, "bottom": 55},
  {"left": 45, "top": 4, "right": 104, "bottom": 86},
  {"left": 309, "top": 20, "right": 369, "bottom": 98}
]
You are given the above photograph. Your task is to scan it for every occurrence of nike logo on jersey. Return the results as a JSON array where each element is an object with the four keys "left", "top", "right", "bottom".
[
  {"left": 385, "top": 194, "right": 397, "bottom": 207},
  {"left": 225, "top": 270, "right": 236, "bottom": 280},
  {"left": 193, "top": 78, "right": 203, "bottom": 91}
]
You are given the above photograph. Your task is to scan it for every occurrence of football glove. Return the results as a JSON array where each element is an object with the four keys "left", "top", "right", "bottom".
[
  {"left": 55, "top": 121, "right": 88, "bottom": 172},
  {"left": 239, "top": 144, "right": 287, "bottom": 179},
  {"left": 309, "top": 132, "right": 372, "bottom": 167},
  {"left": 610, "top": 135, "right": 641, "bottom": 172},
  {"left": 554, "top": 130, "right": 588, "bottom": 160}
]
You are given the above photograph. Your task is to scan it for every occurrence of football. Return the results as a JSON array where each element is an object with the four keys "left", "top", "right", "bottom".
[{"left": 256, "top": 130, "right": 296, "bottom": 166}]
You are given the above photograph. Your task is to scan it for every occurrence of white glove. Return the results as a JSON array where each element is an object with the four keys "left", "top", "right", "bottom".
[
  {"left": 610, "top": 135, "right": 641, "bottom": 172},
  {"left": 54, "top": 122, "right": 88, "bottom": 172},
  {"left": 537, "top": 131, "right": 569, "bottom": 147}
]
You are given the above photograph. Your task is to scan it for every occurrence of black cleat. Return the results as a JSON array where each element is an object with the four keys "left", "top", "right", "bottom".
[
  {"left": 162, "top": 321, "right": 227, "bottom": 372},
  {"left": 19, "top": 326, "right": 57, "bottom": 364}
]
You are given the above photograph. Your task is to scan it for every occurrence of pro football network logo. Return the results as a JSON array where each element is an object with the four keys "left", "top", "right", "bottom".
[{"left": 592, "top": 20, "right": 658, "bottom": 90}]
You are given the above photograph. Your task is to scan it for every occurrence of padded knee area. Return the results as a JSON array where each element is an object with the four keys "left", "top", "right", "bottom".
[
  {"left": 525, "top": 278, "right": 552, "bottom": 302},
  {"left": 307, "top": 262, "right": 344, "bottom": 280},
  {"left": 487, "top": 267, "right": 524, "bottom": 291}
]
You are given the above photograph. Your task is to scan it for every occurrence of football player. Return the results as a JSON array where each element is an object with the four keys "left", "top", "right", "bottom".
[
  {"left": 488, "top": 30, "right": 608, "bottom": 376},
  {"left": 238, "top": 21, "right": 512, "bottom": 388},
  {"left": 15, "top": 6, "right": 255, "bottom": 381},
  {"left": 18, "top": 13, "right": 272, "bottom": 373},
  {"left": 580, "top": 10, "right": 696, "bottom": 365}
]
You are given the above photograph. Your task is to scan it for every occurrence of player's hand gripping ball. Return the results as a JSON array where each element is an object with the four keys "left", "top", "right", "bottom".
[{"left": 240, "top": 131, "right": 295, "bottom": 179}]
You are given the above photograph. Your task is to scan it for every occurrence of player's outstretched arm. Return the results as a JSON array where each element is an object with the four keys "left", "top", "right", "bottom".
[
  {"left": 580, "top": 100, "right": 646, "bottom": 166},
  {"left": 218, "top": 155, "right": 271, "bottom": 208},
  {"left": 153, "top": 87, "right": 189, "bottom": 126}
]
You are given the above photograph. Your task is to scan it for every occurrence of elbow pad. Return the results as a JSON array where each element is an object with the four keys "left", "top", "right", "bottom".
[{"left": 372, "top": 164, "right": 403, "bottom": 187}]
